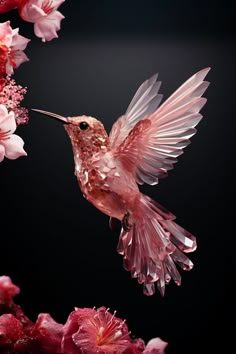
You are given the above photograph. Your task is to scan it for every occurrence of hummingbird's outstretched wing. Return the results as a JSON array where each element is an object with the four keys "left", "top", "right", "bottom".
[
  {"left": 109, "top": 74, "right": 163, "bottom": 148},
  {"left": 113, "top": 68, "right": 210, "bottom": 185}
]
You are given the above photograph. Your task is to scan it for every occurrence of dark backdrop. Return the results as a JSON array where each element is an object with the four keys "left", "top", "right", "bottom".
[{"left": 0, "top": 1, "right": 234, "bottom": 353}]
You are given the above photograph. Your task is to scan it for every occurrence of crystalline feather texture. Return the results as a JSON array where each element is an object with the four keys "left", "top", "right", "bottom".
[
  {"left": 109, "top": 73, "right": 163, "bottom": 148},
  {"left": 117, "top": 195, "right": 197, "bottom": 296},
  {"left": 112, "top": 69, "right": 210, "bottom": 295},
  {"left": 113, "top": 68, "right": 210, "bottom": 185}
]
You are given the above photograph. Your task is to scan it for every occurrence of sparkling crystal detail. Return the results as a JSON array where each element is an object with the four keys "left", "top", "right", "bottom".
[
  {"left": 143, "top": 283, "right": 155, "bottom": 296},
  {"left": 163, "top": 220, "right": 197, "bottom": 253}
]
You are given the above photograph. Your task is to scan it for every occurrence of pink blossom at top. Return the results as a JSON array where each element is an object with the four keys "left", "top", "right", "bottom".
[
  {"left": 0, "top": 21, "right": 12, "bottom": 77},
  {"left": 0, "top": 104, "right": 27, "bottom": 161},
  {"left": 0, "top": 276, "right": 20, "bottom": 305},
  {"left": 19, "top": 0, "right": 65, "bottom": 42},
  {"left": 0, "top": 21, "right": 30, "bottom": 75}
]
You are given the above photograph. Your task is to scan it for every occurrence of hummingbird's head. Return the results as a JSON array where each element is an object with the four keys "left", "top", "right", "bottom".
[
  {"left": 64, "top": 115, "right": 108, "bottom": 147},
  {"left": 32, "top": 109, "right": 110, "bottom": 160}
]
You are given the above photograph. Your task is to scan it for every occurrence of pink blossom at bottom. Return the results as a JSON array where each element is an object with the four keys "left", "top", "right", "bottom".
[{"left": 0, "top": 275, "right": 168, "bottom": 353}]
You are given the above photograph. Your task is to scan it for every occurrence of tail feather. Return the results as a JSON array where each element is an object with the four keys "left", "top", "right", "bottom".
[{"left": 117, "top": 194, "right": 196, "bottom": 296}]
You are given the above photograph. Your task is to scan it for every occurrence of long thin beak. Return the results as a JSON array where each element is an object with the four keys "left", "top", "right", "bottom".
[{"left": 32, "top": 109, "right": 69, "bottom": 123}]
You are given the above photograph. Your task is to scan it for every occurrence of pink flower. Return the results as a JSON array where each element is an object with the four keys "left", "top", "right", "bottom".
[
  {"left": 19, "top": 0, "right": 65, "bottom": 42},
  {"left": 0, "top": 276, "right": 20, "bottom": 305},
  {"left": 0, "top": 104, "right": 27, "bottom": 161},
  {"left": 62, "top": 307, "right": 131, "bottom": 354},
  {"left": 31, "top": 313, "right": 63, "bottom": 353},
  {"left": 6, "top": 27, "right": 30, "bottom": 75},
  {"left": 0, "top": 21, "right": 11, "bottom": 77},
  {"left": 143, "top": 337, "right": 168, "bottom": 354},
  {"left": 0, "top": 21, "right": 30, "bottom": 75}
]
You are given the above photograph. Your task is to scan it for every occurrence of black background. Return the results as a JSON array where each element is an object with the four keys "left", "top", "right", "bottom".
[{"left": 0, "top": 1, "right": 234, "bottom": 353}]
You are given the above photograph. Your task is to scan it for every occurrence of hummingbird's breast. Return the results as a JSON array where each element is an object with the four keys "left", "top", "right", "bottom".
[{"left": 75, "top": 151, "right": 139, "bottom": 220}]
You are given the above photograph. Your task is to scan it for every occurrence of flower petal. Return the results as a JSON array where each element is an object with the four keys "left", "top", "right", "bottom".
[
  {"left": 32, "top": 313, "right": 63, "bottom": 353},
  {"left": 62, "top": 309, "right": 92, "bottom": 354},
  {"left": 11, "top": 30, "right": 31, "bottom": 51},
  {"left": 0, "top": 21, "right": 12, "bottom": 45},
  {"left": 5, "top": 58, "right": 14, "bottom": 75},
  {"left": 50, "top": 0, "right": 66, "bottom": 10},
  {"left": 20, "top": 1, "right": 47, "bottom": 22},
  {"left": 0, "top": 144, "right": 5, "bottom": 162},
  {"left": 3, "top": 134, "right": 27, "bottom": 159},
  {"left": 9, "top": 50, "right": 29, "bottom": 70},
  {"left": 7, "top": 29, "right": 30, "bottom": 73},
  {"left": 0, "top": 105, "right": 16, "bottom": 133},
  {"left": 143, "top": 337, "right": 168, "bottom": 354},
  {"left": 34, "top": 10, "right": 65, "bottom": 42},
  {"left": 0, "top": 276, "right": 20, "bottom": 305},
  {"left": 0, "top": 314, "right": 24, "bottom": 343}
]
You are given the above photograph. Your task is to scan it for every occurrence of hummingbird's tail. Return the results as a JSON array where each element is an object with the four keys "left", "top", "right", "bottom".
[{"left": 117, "top": 194, "right": 197, "bottom": 296}]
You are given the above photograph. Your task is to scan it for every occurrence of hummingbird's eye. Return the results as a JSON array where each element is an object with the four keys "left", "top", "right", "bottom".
[{"left": 79, "top": 121, "right": 89, "bottom": 130}]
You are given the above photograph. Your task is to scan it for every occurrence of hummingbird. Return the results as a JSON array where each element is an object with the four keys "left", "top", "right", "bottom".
[{"left": 33, "top": 67, "right": 210, "bottom": 297}]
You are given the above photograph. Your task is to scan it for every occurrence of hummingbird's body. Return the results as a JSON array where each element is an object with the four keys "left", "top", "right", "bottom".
[
  {"left": 65, "top": 115, "right": 139, "bottom": 220},
  {"left": 33, "top": 68, "right": 210, "bottom": 296}
]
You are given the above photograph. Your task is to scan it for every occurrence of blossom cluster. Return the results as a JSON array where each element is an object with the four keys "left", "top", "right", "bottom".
[
  {"left": 0, "top": 1, "right": 65, "bottom": 162},
  {"left": 0, "top": 276, "right": 168, "bottom": 353},
  {"left": 0, "top": 20, "right": 29, "bottom": 161}
]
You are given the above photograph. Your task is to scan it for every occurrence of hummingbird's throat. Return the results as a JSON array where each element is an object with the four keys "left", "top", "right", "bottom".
[{"left": 68, "top": 133, "right": 109, "bottom": 172}]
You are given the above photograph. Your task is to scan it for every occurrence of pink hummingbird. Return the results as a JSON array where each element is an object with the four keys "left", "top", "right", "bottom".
[{"left": 32, "top": 67, "right": 210, "bottom": 297}]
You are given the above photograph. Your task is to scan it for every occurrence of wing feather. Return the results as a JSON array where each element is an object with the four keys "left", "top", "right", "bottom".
[
  {"left": 114, "top": 68, "right": 211, "bottom": 185},
  {"left": 109, "top": 74, "right": 163, "bottom": 148}
]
